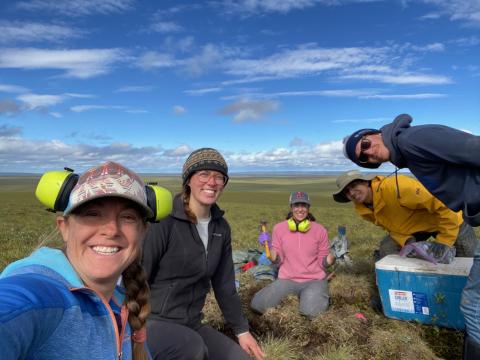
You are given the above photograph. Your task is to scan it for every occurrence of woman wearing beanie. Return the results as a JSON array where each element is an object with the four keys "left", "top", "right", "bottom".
[
  {"left": 142, "top": 148, "right": 265, "bottom": 360},
  {"left": 250, "top": 192, "right": 334, "bottom": 319}
]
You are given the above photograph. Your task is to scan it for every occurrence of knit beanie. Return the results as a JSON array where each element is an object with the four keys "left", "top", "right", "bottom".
[{"left": 182, "top": 148, "right": 229, "bottom": 186}]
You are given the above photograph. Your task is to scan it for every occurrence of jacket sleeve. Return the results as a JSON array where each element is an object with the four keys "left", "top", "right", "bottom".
[
  {"left": 316, "top": 225, "right": 330, "bottom": 268},
  {"left": 272, "top": 223, "right": 284, "bottom": 264},
  {"left": 0, "top": 275, "right": 63, "bottom": 359},
  {"left": 398, "top": 178, "right": 461, "bottom": 247},
  {"left": 141, "top": 218, "right": 171, "bottom": 284},
  {"left": 211, "top": 223, "right": 249, "bottom": 335}
]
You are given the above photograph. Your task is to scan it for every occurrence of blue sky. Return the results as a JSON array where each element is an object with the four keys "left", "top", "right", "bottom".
[{"left": 0, "top": 0, "right": 479, "bottom": 173}]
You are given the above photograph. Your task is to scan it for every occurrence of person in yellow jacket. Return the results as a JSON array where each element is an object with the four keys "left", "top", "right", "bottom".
[{"left": 332, "top": 170, "right": 477, "bottom": 261}]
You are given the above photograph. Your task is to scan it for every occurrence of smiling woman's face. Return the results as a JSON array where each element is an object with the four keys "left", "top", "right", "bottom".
[
  {"left": 57, "top": 197, "right": 146, "bottom": 295},
  {"left": 291, "top": 203, "right": 309, "bottom": 222}
]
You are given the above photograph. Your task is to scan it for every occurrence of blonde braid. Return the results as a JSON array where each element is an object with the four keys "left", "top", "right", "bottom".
[{"left": 122, "top": 260, "right": 151, "bottom": 360}]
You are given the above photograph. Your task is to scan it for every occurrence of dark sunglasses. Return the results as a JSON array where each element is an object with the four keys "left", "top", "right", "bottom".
[{"left": 357, "top": 138, "right": 372, "bottom": 164}]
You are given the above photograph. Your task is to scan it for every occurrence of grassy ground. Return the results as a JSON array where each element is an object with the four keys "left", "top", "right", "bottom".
[{"left": 0, "top": 175, "right": 466, "bottom": 359}]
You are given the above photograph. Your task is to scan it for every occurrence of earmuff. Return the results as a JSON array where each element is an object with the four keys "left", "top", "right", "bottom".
[
  {"left": 145, "top": 182, "right": 173, "bottom": 222},
  {"left": 35, "top": 168, "right": 173, "bottom": 222},
  {"left": 287, "top": 218, "right": 311, "bottom": 233}
]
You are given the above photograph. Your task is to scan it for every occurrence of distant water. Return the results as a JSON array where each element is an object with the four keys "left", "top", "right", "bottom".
[{"left": 0, "top": 170, "right": 409, "bottom": 177}]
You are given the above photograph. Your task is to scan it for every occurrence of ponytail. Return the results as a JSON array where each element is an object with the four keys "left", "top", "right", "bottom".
[{"left": 181, "top": 186, "right": 197, "bottom": 224}]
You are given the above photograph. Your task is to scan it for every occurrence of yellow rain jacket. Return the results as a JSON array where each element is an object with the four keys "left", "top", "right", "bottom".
[{"left": 354, "top": 175, "right": 463, "bottom": 247}]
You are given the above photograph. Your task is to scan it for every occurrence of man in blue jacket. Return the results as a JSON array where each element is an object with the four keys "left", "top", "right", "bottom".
[{"left": 343, "top": 114, "right": 480, "bottom": 360}]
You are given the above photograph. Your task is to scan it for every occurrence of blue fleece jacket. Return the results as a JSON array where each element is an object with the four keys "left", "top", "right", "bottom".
[
  {"left": 0, "top": 247, "right": 141, "bottom": 360},
  {"left": 381, "top": 114, "right": 480, "bottom": 226}
]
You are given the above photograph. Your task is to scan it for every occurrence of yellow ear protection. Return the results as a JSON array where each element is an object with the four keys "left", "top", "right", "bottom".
[
  {"left": 145, "top": 182, "right": 173, "bottom": 222},
  {"left": 35, "top": 168, "right": 173, "bottom": 222},
  {"left": 287, "top": 218, "right": 311, "bottom": 232},
  {"left": 35, "top": 168, "right": 79, "bottom": 213}
]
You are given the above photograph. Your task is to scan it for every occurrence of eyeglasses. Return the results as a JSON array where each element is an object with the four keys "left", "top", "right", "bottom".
[
  {"left": 357, "top": 137, "right": 372, "bottom": 164},
  {"left": 196, "top": 171, "right": 227, "bottom": 185}
]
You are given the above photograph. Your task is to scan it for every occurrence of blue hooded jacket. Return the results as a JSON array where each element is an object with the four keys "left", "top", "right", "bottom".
[
  {"left": 381, "top": 114, "right": 480, "bottom": 226},
  {"left": 0, "top": 247, "right": 142, "bottom": 360}
]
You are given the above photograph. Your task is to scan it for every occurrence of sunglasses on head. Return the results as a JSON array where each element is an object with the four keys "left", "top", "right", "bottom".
[{"left": 357, "top": 137, "right": 372, "bottom": 164}]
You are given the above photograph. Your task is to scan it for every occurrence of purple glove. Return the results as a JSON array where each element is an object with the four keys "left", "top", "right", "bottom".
[
  {"left": 258, "top": 232, "right": 271, "bottom": 247},
  {"left": 399, "top": 241, "right": 437, "bottom": 264}
]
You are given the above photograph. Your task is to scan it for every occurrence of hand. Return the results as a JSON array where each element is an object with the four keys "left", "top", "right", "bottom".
[
  {"left": 429, "top": 242, "right": 456, "bottom": 264},
  {"left": 326, "top": 253, "right": 336, "bottom": 266},
  {"left": 238, "top": 332, "right": 265, "bottom": 360},
  {"left": 258, "top": 232, "right": 271, "bottom": 247}
]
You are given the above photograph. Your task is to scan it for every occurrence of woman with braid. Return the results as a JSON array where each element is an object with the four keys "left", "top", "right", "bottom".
[
  {"left": 0, "top": 161, "right": 159, "bottom": 360},
  {"left": 143, "top": 148, "right": 265, "bottom": 360}
]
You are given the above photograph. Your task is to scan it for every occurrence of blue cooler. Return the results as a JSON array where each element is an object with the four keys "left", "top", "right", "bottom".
[{"left": 375, "top": 255, "right": 472, "bottom": 329}]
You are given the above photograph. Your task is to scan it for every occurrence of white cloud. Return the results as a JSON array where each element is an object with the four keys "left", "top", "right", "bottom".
[
  {"left": 115, "top": 85, "right": 154, "bottom": 93},
  {"left": 0, "top": 134, "right": 393, "bottom": 172},
  {"left": 0, "top": 48, "right": 125, "bottom": 78},
  {"left": 0, "top": 124, "right": 22, "bottom": 137},
  {"left": 69, "top": 104, "right": 147, "bottom": 114},
  {"left": 70, "top": 105, "right": 125, "bottom": 112},
  {"left": 0, "top": 83, "right": 29, "bottom": 93},
  {"left": 222, "top": 44, "right": 452, "bottom": 86},
  {"left": 450, "top": 36, "right": 480, "bottom": 47},
  {"left": 137, "top": 51, "right": 176, "bottom": 70},
  {"left": 222, "top": 88, "right": 379, "bottom": 100},
  {"left": 125, "top": 109, "right": 148, "bottom": 114},
  {"left": 290, "top": 137, "right": 308, "bottom": 147},
  {"left": 16, "top": 0, "right": 134, "bottom": 16},
  {"left": 173, "top": 105, "right": 187, "bottom": 114},
  {"left": 219, "top": 98, "right": 279, "bottom": 123},
  {"left": 0, "top": 21, "right": 82, "bottom": 44},
  {"left": 49, "top": 112, "right": 62, "bottom": 118},
  {"left": 0, "top": 137, "right": 177, "bottom": 173},
  {"left": 184, "top": 87, "right": 222, "bottom": 96},
  {"left": 227, "top": 140, "right": 348, "bottom": 170},
  {"left": 163, "top": 36, "right": 195, "bottom": 53},
  {"left": 0, "top": 99, "right": 22, "bottom": 115},
  {"left": 332, "top": 117, "right": 392, "bottom": 124},
  {"left": 221, "top": 0, "right": 320, "bottom": 14},
  {"left": 181, "top": 44, "right": 227, "bottom": 76},
  {"left": 361, "top": 93, "right": 447, "bottom": 99},
  {"left": 17, "top": 93, "right": 65, "bottom": 109},
  {"left": 63, "top": 92, "right": 94, "bottom": 98},
  {"left": 418, "top": 0, "right": 480, "bottom": 27},
  {"left": 164, "top": 144, "right": 192, "bottom": 157},
  {"left": 339, "top": 73, "right": 452, "bottom": 85},
  {"left": 150, "top": 21, "right": 183, "bottom": 33}
]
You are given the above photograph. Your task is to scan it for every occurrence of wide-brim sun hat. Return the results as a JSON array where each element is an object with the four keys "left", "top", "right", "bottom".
[{"left": 332, "top": 170, "right": 376, "bottom": 203}]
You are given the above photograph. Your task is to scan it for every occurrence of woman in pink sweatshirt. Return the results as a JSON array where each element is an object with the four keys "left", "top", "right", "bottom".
[{"left": 250, "top": 191, "right": 334, "bottom": 319}]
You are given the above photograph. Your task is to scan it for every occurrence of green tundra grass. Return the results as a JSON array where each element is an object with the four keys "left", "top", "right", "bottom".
[{"left": 0, "top": 175, "right": 466, "bottom": 359}]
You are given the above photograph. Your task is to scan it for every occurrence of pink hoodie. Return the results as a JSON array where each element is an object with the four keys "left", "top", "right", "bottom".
[{"left": 272, "top": 220, "right": 330, "bottom": 282}]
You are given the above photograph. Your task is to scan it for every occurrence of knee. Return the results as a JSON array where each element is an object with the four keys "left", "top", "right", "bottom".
[
  {"left": 250, "top": 292, "right": 267, "bottom": 314},
  {"left": 147, "top": 322, "right": 207, "bottom": 360},
  {"left": 299, "top": 300, "right": 329, "bottom": 319},
  {"left": 184, "top": 339, "right": 208, "bottom": 360}
]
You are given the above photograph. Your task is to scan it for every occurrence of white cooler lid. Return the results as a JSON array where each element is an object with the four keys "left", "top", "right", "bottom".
[{"left": 375, "top": 254, "right": 473, "bottom": 276}]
